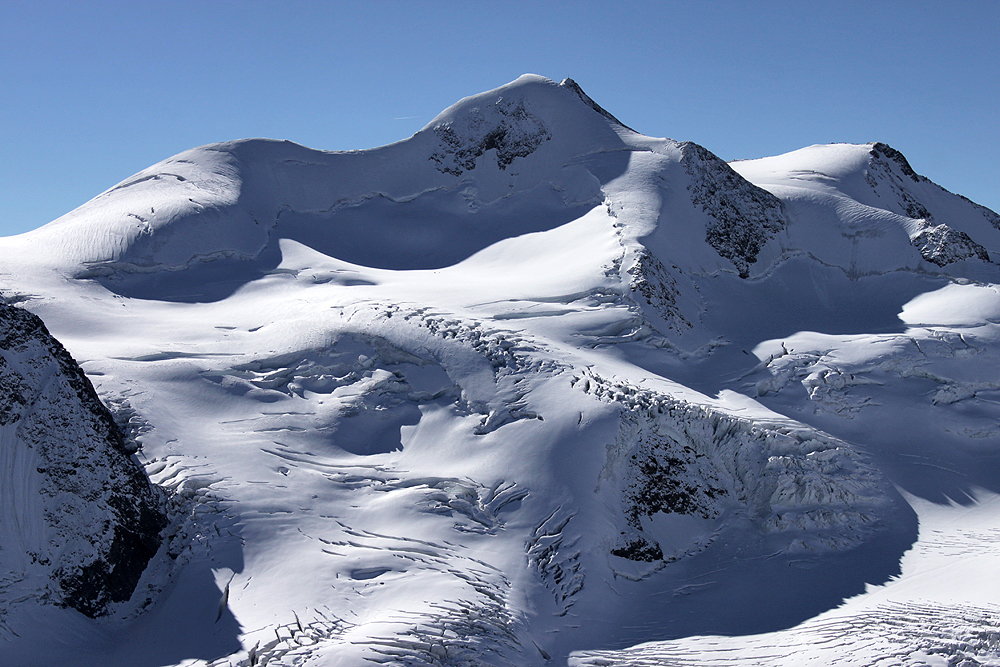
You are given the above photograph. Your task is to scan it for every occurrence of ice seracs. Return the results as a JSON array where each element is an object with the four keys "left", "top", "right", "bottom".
[{"left": 0, "top": 74, "right": 998, "bottom": 666}]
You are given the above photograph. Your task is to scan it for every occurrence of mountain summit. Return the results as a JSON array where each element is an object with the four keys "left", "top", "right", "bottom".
[
  {"left": 2, "top": 76, "right": 999, "bottom": 666},
  {"left": 20, "top": 75, "right": 790, "bottom": 301}
]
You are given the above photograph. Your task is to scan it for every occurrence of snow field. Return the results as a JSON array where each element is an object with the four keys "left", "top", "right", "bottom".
[{"left": 1, "top": 75, "right": 999, "bottom": 665}]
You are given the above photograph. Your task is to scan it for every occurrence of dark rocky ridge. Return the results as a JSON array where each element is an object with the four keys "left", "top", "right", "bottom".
[
  {"left": 910, "top": 222, "right": 990, "bottom": 266},
  {"left": 627, "top": 251, "right": 691, "bottom": 333},
  {"left": 429, "top": 98, "right": 552, "bottom": 176},
  {"left": 680, "top": 141, "right": 787, "bottom": 278},
  {"left": 868, "top": 142, "right": 997, "bottom": 266},
  {"left": 871, "top": 142, "right": 921, "bottom": 182},
  {"left": 0, "top": 303, "right": 166, "bottom": 617},
  {"left": 559, "top": 77, "right": 638, "bottom": 133}
]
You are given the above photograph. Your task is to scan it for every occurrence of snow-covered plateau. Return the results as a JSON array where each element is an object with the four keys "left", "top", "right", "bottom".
[{"left": 2, "top": 74, "right": 999, "bottom": 666}]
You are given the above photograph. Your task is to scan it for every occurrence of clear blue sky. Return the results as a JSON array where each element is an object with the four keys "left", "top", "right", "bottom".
[{"left": 1, "top": 0, "right": 997, "bottom": 236}]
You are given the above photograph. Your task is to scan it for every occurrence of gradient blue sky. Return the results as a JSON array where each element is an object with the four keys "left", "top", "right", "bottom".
[{"left": 2, "top": 1, "right": 997, "bottom": 236}]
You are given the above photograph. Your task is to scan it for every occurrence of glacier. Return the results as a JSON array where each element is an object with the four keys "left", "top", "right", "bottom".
[{"left": 1, "top": 74, "right": 999, "bottom": 666}]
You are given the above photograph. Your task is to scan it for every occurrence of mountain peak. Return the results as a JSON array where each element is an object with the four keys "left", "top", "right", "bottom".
[
  {"left": 870, "top": 141, "right": 921, "bottom": 182},
  {"left": 424, "top": 74, "right": 635, "bottom": 138},
  {"left": 7, "top": 75, "right": 1000, "bottom": 667},
  {"left": 419, "top": 75, "right": 635, "bottom": 180},
  {"left": 559, "top": 77, "right": 637, "bottom": 132}
]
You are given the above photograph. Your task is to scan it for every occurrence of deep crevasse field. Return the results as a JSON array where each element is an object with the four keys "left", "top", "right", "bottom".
[{"left": 2, "top": 75, "right": 1000, "bottom": 666}]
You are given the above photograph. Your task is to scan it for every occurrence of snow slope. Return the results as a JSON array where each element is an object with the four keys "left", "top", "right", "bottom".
[{"left": 1, "top": 74, "right": 999, "bottom": 665}]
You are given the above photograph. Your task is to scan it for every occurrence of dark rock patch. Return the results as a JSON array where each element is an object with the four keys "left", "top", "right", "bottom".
[
  {"left": 681, "top": 142, "right": 786, "bottom": 277},
  {"left": 0, "top": 303, "right": 167, "bottom": 617}
]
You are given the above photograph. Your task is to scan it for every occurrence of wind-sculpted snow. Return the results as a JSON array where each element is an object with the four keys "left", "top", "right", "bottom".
[{"left": 2, "top": 75, "right": 1000, "bottom": 666}]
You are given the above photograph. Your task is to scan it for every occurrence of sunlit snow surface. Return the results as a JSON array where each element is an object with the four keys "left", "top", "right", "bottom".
[{"left": 2, "top": 75, "right": 1000, "bottom": 665}]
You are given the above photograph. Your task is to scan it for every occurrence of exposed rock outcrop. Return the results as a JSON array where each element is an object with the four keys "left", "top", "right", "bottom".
[
  {"left": 429, "top": 97, "right": 552, "bottom": 175},
  {"left": 680, "top": 141, "right": 786, "bottom": 277},
  {"left": 868, "top": 142, "right": 995, "bottom": 266},
  {"left": 0, "top": 303, "right": 166, "bottom": 617}
]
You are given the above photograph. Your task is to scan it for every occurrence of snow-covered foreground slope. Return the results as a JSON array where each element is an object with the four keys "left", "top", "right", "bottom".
[
  {"left": 1, "top": 75, "right": 999, "bottom": 665},
  {"left": 572, "top": 491, "right": 1000, "bottom": 666}
]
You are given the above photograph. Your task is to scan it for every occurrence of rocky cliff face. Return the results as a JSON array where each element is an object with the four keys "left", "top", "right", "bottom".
[
  {"left": 0, "top": 302, "right": 166, "bottom": 618},
  {"left": 867, "top": 143, "right": 993, "bottom": 267},
  {"left": 680, "top": 141, "right": 786, "bottom": 278}
]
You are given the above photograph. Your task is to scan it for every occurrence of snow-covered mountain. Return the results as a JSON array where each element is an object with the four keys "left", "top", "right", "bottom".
[{"left": 2, "top": 74, "right": 1000, "bottom": 666}]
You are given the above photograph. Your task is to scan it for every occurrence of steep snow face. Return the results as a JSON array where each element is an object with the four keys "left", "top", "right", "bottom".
[
  {"left": 0, "top": 303, "right": 165, "bottom": 620},
  {"left": 0, "top": 75, "right": 999, "bottom": 666}
]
